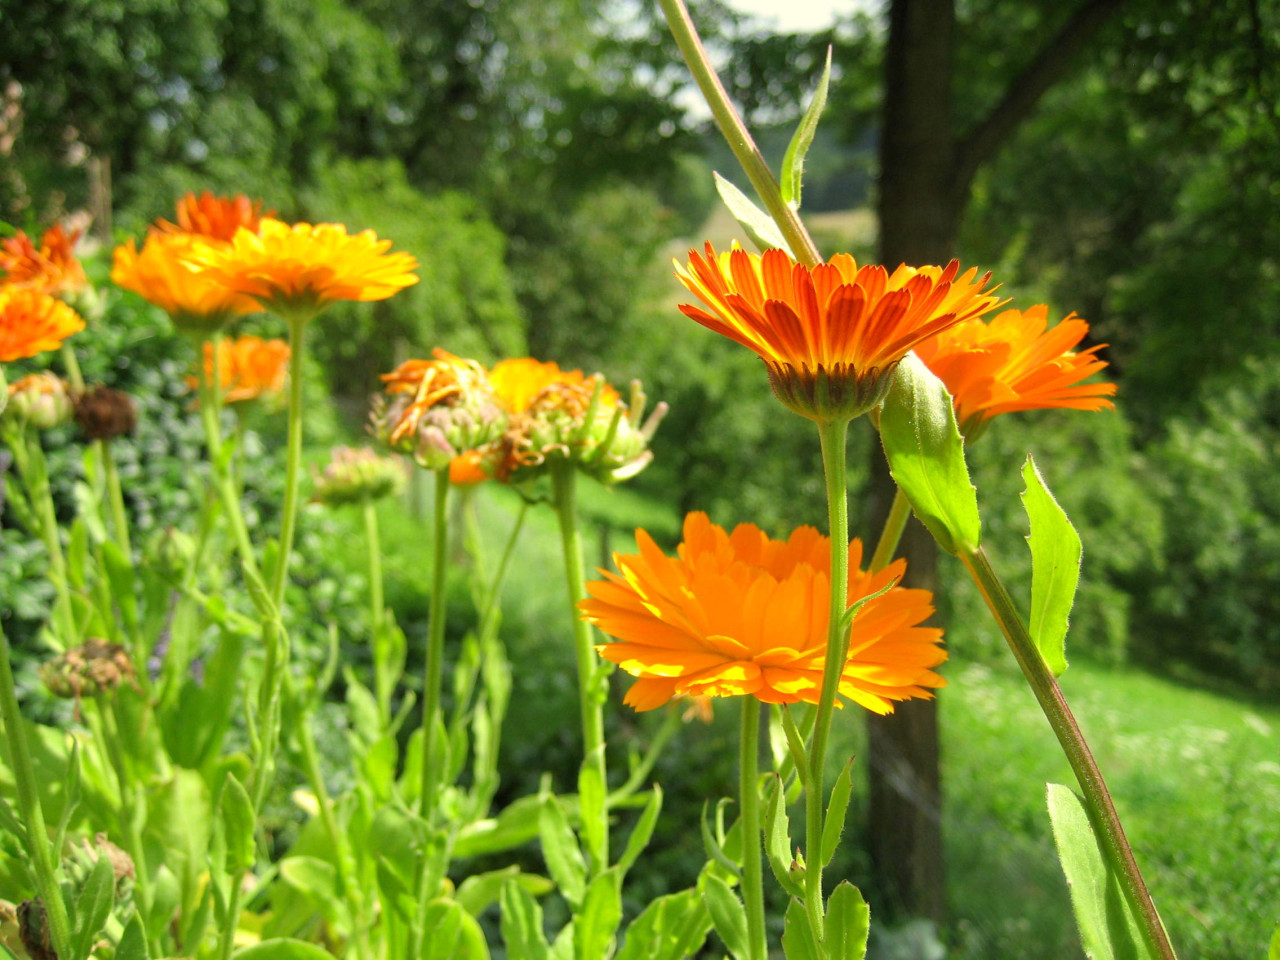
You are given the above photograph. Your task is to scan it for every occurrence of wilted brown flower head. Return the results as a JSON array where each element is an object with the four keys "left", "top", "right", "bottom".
[
  {"left": 41, "top": 638, "right": 137, "bottom": 701},
  {"left": 73, "top": 386, "right": 137, "bottom": 440}
]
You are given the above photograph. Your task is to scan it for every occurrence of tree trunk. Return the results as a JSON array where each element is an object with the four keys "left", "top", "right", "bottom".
[{"left": 867, "top": 0, "right": 959, "bottom": 924}]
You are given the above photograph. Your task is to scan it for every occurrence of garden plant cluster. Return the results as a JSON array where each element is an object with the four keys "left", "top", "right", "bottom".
[{"left": 0, "top": 5, "right": 1252, "bottom": 960}]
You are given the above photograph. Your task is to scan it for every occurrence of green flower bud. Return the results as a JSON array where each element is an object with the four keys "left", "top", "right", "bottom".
[
  {"left": 2, "top": 372, "right": 73, "bottom": 430},
  {"left": 312, "top": 446, "right": 408, "bottom": 507}
]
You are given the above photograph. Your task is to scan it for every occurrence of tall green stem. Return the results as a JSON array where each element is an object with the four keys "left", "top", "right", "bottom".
[
  {"left": 270, "top": 317, "right": 309, "bottom": 607},
  {"left": 419, "top": 469, "right": 450, "bottom": 824},
  {"left": 197, "top": 334, "right": 259, "bottom": 575},
  {"left": 657, "top": 0, "right": 821, "bottom": 269},
  {"left": 363, "top": 500, "right": 385, "bottom": 638},
  {"left": 0, "top": 626, "right": 75, "bottom": 960},
  {"left": 19, "top": 431, "right": 78, "bottom": 645},
  {"left": 869, "top": 487, "right": 911, "bottom": 573},
  {"left": 550, "top": 461, "right": 609, "bottom": 875},
  {"left": 959, "top": 547, "right": 1177, "bottom": 960},
  {"left": 101, "top": 440, "right": 133, "bottom": 559},
  {"left": 804, "top": 418, "right": 851, "bottom": 939},
  {"left": 740, "top": 697, "right": 767, "bottom": 960}
]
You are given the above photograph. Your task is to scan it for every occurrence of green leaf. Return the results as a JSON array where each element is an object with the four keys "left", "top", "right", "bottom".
[
  {"left": 714, "top": 173, "right": 792, "bottom": 254},
  {"left": 824, "top": 882, "right": 870, "bottom": 960},
  {"left": 72, "top": 853, "right": 116, "bottom": 960},
  {"left": 618, "top": 784, "right": 663, "bottom": 878},
  {"left": 538, "top": 793, "right": 587, "bottom": 909},
  {"left": 780, "top": 46, "right": 832, "bottom": 209},
  {"left": 1269, "top": 920, "right": 1280, "bottom": 960},
  {"left": 233, "top": 939, "right": 339, "bottom": 960},
  {"left": 1021, "top": 456, "right": 1081, "bottom": 676},
  {"left": 879, "top": 354, "right": 981, "bottom": 555},
  {"left": 782, "top": 898, "right": 821, "bottom": 960},
  {"left": 578, "top": 745, "right": 608, "bottom": 872},
  {"left": 240, "top": 558, "right": 280, "bottom": 625},
  {"left": 1046, "top": 783, "right": 1153, "bottom": 960},
  {"left": 764, "top": 776, "right": 804, "bottom": 898},
  {"left": 220, "top": 773, "right": 256, "bottom": 874},
  {"left": 821, "top": 756, "right": 855, "bottom": 867},
  {"left": 574, "top": 868, "right": 623, "bottom": 960},
  {"left": 455, "top": 867, "right": 551, "bottom": 917},
  {"left": 116, "top": 913, "right": 150, "bottom": 960},
  {"left": 421, "top": 899, "right": 461, "bottom": 959},
  {"left": 279, "top": 856, "right": 338, "bottom": 905},
  {"left": 499, "top": 881, "right": 550, "bottom": 960},
  {"left": 615, "top": 889, "right": 710, "bottom": 960},
  {"left": 700, "top": 800, "right": 742, "bottom": 880},
  {"left": 454, "top": 793, "right": 543, "bottom": 859},
  {"left": 699, "top": 870, "right": 750, "bottom": 960},
  {"left": 101, "top": 540, "right": 139, "bottom": 633}
]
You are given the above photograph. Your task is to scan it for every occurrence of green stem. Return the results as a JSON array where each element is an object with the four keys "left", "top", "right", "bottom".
[
  {"left": 550, "top": 461, "right": 609, "bottom": 875},
  {"left": 101, "top": 439, "right": 133, "bottom": 559},
  {"left": 477, "top": 500, "right": 528, "bottom": 647},
  {"left": 608, "top": 705, "right": 681, "bottom": 807},
  {"left": 959, "top": 547, "right": 1177, "bottom": 960},
  {"left": 197, "top": 335, "right": 259, "bottom": 576},
  {"left": 98, "top": 698, "right": 155, "bottom": 950},
  {"left": 21, "top": 431, "right": 78, "bottom": 645},
  {"left": 363, "top": 501, "right": 385, "bottom": 639},
  {"left": 0, "top": 625, "right": 75, "bottom": 960},
  {"left": 869, "top": 486, "right": 911, "bottom": 573},
  {"left": 60, "top": 343, "right": 85, "bottom": 392},
  {"left": 804, "top": 418, "right": 851, "bottom": 941},
  {"left": 740, "top": 697, "right": 767, "bottom": 960},
  {"left": 419, "top": 469, "right": 450, "bottom": 824},
  {"left": 657, "top": 0, "right": 822, "bottom": 269},
  {"left": 270, "top": 316, "right": 309, "bottom": 607}
]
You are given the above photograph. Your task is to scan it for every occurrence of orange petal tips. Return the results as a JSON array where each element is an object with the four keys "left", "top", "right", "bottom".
[
  {"left": 581, "top": 512, "right": 946, "bottom": 713},
  {"left": 914, "top": 304, "right": 1116, "bottom": 438},
  {"left": 0, "top": 286, "right": 86, "bottom": 362},
  {"left": 675, "top": 242, "right": 1002, "bottom": 422}
]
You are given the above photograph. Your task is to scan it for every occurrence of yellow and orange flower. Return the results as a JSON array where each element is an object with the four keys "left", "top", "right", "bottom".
[
  {"left": 676, "top": 243, "right": 1002, "bottom": 421},
  {"left": 448, "top": 449, "right": 491, "bottom": 486},
  {"left": 914, "top": 305, "right": 1116, "bottom": 437},
  {"left": 191, "top": 218, "right": 419, "bottom": 319},
  {"left": 113, "top": 232, "right": 261, "bottom": 332},
  {"left": 582, "top": 512, "right": 946, "bottom": 713},
  {"left": 156, "top": 191, "right": 272, "bottom": 242},
  {"left": 489, "top": 357, "right": 620, "bottom": 414},
  {"left": 0, "top": 286, "right": 85, "bottom": 362},
  {"left": 0, "top": 224, "right": 88, "bottom": 297},
  {"left": 188, "top": 335, "right": 291, "bottom": 404}
]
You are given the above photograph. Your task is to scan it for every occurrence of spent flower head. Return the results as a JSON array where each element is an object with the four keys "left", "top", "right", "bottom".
[
  {"left": 312, "top": 446, "right": 408, "bottom": 507},
  {"left": 73, "top": 386, "right": 137, "bottom": 441},
  {"left": 676, "top": 242, "right": 1002, "bottom": 422},
  {"left": 2, "top": 372, "right": 73, "bottom": 430},
  {"left": 42, "top": 639, "right": 137, "bottom": 701},
  {"left": 374, "top": 350, "right": 507, "bottom": 471},
  {"left": 493, "top": 358, "right": 666, "bottom": 485}
]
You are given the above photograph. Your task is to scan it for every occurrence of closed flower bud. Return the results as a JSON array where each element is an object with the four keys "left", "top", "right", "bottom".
[
  {"left": 2, "top": 372, "right": 73, "bottom": 430},
  {"left": 150, "top": 526, "right": 196, "bottom": 582},
  {"left": 312, "top": 446, "right": 408, "bottom": 507},
  {"left": 73, "top": 386, "right": 137, "bottom": 440},
  {"left": 41, "top": 639, "right": 137, "bottom": 701}
]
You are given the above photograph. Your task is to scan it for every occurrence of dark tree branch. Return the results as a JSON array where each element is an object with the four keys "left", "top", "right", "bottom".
[{"left": 952, "top": 0, "right": 1129, "bottom": 199}]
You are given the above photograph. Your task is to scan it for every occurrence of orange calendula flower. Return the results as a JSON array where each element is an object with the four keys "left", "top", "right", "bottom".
[
  {"left": 448, "top": 449, "right": 491, "bottom": 486},
  {"left": 156, "top": 191, "right": 272, "bottom": 242},
  {"left": 676, "top": 243, "right": 1002, "bottom": 422},
  {"left": 113, "top": 233, "right": 261, "bottom": 333},
  {"left": 914, "top": 305, "right": 1116, "bottom": 438},
  {"left": 0, "top": 286, "right": 85, "bottom": 362},
  {"left": 191, "top": 218, "right": 419, "bottom": 320},
  {"left": 582, "top": 512, "right": 946, "bottom": 713},
  {"left": 188, "top": 335, "right": 291, "bottom": 404},
  {"left": 0, "top": 225, "right": 88, "bottom": 297}
]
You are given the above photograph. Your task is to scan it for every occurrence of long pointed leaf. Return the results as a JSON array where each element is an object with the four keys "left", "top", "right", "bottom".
[{"left": 1021, "top": 456, "right": 1080, "bottom": 676}]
